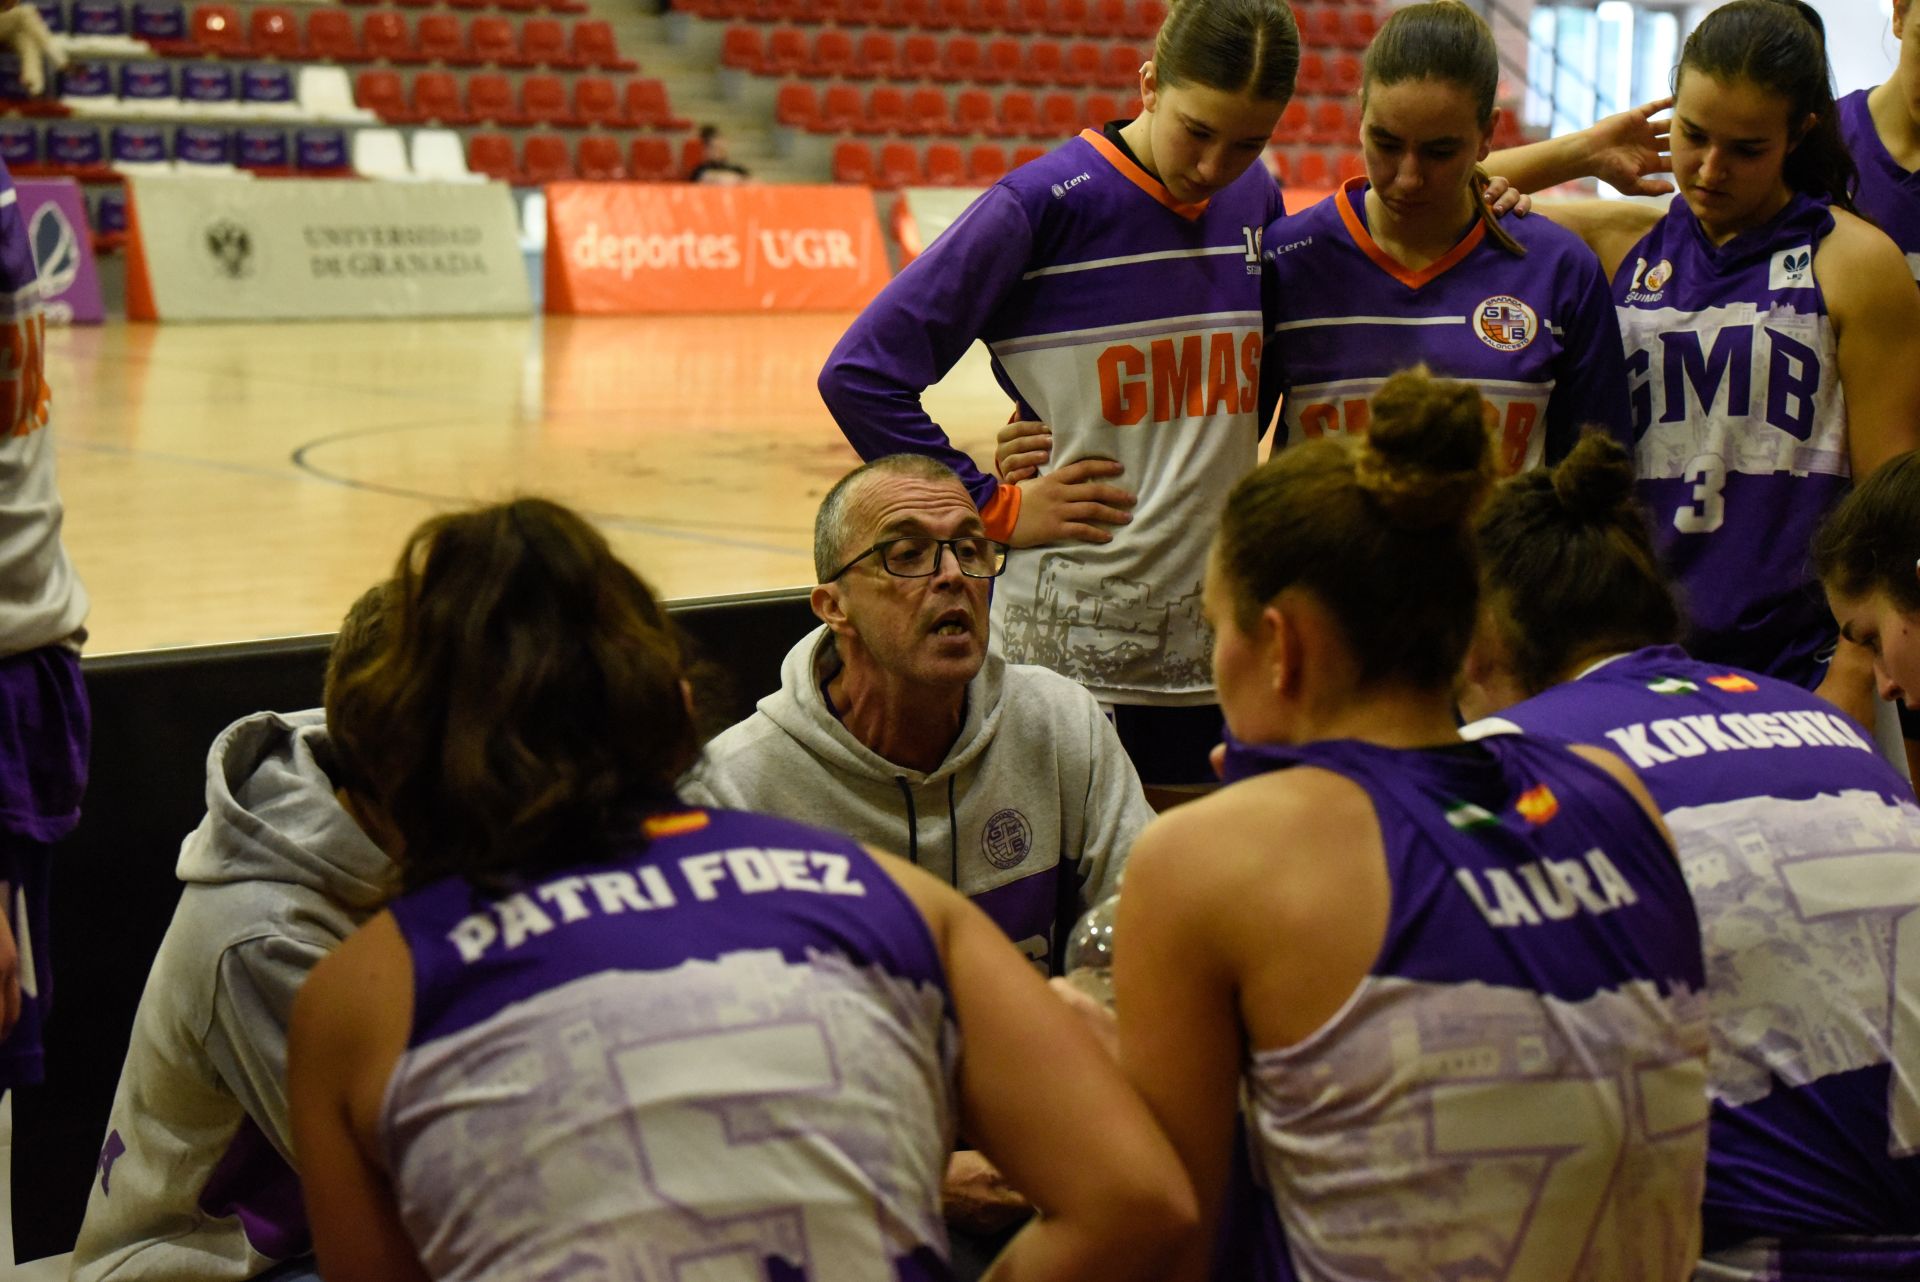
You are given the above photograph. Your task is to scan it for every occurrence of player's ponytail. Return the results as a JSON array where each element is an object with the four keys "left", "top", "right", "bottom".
[
  {"left": 1475, "top": 432, "right": 1683, "bottom": 696},
  {"left": 1362, "top": 1, "right": 1524, "bottom": 258},
  {"left": 329, "top": 497, "right": 700, "bottom": 893},
  {"left": 1815, "top": 451, "right": 1920, "bottom": 615},
  {"left": 1153, "top": 0, "right": 1301, "bottom": 105},
  {"left": 1213, "top": 367, "right": 1492, "bottom": 693},
  {"left": 1679, "top": 0, "right": 1860, "bottom": 215}
]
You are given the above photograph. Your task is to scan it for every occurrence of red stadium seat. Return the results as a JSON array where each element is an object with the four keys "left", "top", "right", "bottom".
[
  {"left": 630, "top": 135, "right": 676, "bottom": 180},
  {"left": 1039, "top": 92, "right": 1079, "bottom": 136},
  {"left": 417, "top": 13, "right": 479, "bottom": 65},
  {"left": 820, "top": 83, "right": 865, "bottom": 132},
  {"left": 680, "top": 134, "right": 703, "bottom": 175},
  {"left": 877, "top": 140, "right": 920, "bottom": 187},
  {"left": 577, "top": 134, "right": 626, "bottom": 180},
  {"left": 1294, "top": 148, "right": 1329, "bottom": 187},
  {"left": 933, "top": 0, "right": 970, "bottom": 29},
  {"left": 763, "top": 27, "right": 808, "bottom": 76},
  {"left": 720, "top": 25, "right": 762, "bottom": 72},
  {"left": 999, "top": 90, "right": 1039, "bottom": 137},
  {"left": 306, "top": 11, "right": 365, "bottom": 62},
  {"left": 776, "top": 81, "right": 819, "bottom": 130},
  {"left": 980, "top": 38, "right": 1020, "bottom": 84},
  {"left": 1045, "top": 0, "right": 1087, "bottom": 37},
  {"left": 1101, "top": 43, "right": 1141, "bottom": 88},
  {"left": 623, "top": 78, "right": 687, "bottom": 129},
  {"left": 362, "top": 12, "right": 423, "bottom": 62},
  {"left": 1008, "top": 0, "right": 1046, "bottom": 33},
  {"left": 868, "top": 84, "right": 912, "bottom": 134},
  {"left": 953, "top": 88, "right": 997, "bottom": 136},
  {"left": 521, "top": 19, "right": 580, "bottom": 69},
  {"left": 412, "top": 70, "right": 470, "bottom": 124},
  {"left": 191, "top": 3, "right": 248, "bottom": 56},
  {"left": 924, "top": 141, "right": 966, "bottom": 185},
  {"left": 968, "top": 142, "right": 1007, "bottom": 183},
  {"left": 521, "top": 74, "right": 575, "bottom": 126},
  {"left": 1329, "top": 53, "right": 1360, "bottom": 95},
  {"left": 1309, "top": 99, "right": 1351, "bottom": 145},
  {"left": 1017, "top": 40, "right": 1063, "bottom": 86},
  {"left": 1304, "top": 8, "right": 1340, "bottom": 49},
  {"left": 856, "top": 32, "right": 898, "bottom": 80},
  {"left": 1011, "top": 143, "right": 1046, "bottom": 166},
  {"left": 467, "top": 131, "right": 516, "bottom": 181},
  {"left": 466, "top": 72, "right": 527, "bottom": 126},
  {"left": 959, "top": 0, "right": 998, "bottom": 32},
  {"left": 1273, "top": 99, "right": 1307, "bottom": 143},
  {"left": 832, "top": 138, "right": 875, "bottom": 184},
  {"left": 467, "top": 17, "right": 528, "bottom": 68},
  {"left": 1336, "top": 149, "right": 1366, "bottom": 182},
  {"left": 1294, "top": 51, "right": 1326, "bottom": 96},
  {"left": 572, "top": 21, "right": 636, "bottom": 73},
  {"left": 521, "top": 132, "right": 574, "bottom": 182},
  {"left": 572, "top": 76, "right": 622, "bottom": 127},
  {"left": 1266, "top": 149, "right": 1289, "bottom": 184},
  {"left": 1083, "top": 91, "right": 1119, "bottom": 127},
  {"left": 810, "top": 28, "right": 855, "bottom": 77},
  {"left": 1340, "top": 9, "right": 1375, "bottom": 49},
  {"left": 1089, "top": 0, "right": 1126, "bottom": 36},
  {"left": 909, "top": 87, "right": 956, "bottom": 136},
  {"left": 355, "top": 69, "right": 418, "bottom": 122},
  {"left": 1062, "top": 42, "right": 1101, "bottom": 87},
  {"left": 899, "top": 33, "right": 940, "bottom": 81},
  {"left": 1124, "top": 0, "right": 1163, "bottom": 38},
  {"left": 973, "top": 0, "right": 1011, "bottom": 32},
  {"left": 937, "top": 34, "right": 980, "bottom": 83},
  {"left": 247, "top": 6, "right": 301, "bottom": 59}
]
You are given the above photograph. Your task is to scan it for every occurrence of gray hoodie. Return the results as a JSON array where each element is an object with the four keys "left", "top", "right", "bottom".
[
  {"left": 681, "top": 626, "right": 1151, "bottom": 970},
  {"left": 70, "top": 710, "right": 393, "bottom": 1282}
]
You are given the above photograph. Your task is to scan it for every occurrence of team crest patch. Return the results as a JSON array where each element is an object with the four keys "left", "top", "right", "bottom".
[
  {"left": 982, "top": 808, "right": 1033, "bottom": 870},
  {"left": 1707, "top": 673, "right": 1759, "bottom": 693},
  {"left": 1515, "top": 784, "right": 1559, "bottom": 826},
  {"left": 1644, "top": 259, "right": 1673, "bottom": 292},
  {"left": 1474, "top": 295, "right": 1537, "bottom": 351},
  {"left": 1647, "top": 677, "right": 1699, "bottom": 694},
  {"left": 643, "top": 810, "right": 710, "bottom": 838}
]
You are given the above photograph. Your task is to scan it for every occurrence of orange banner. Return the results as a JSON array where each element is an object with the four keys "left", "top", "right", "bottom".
[{"left": 544, "top": 183, "right": 889, "bottom": 315}]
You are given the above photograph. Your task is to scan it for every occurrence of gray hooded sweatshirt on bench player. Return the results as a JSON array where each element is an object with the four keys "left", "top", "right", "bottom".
[
  {"left": 71, "top": 709, "right": 392, "bottom": 1282},
  {"left": 680, "top": 625, "right": 1151, "bottom": 971}
]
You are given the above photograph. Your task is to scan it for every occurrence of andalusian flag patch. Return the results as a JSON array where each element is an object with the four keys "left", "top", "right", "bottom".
[
  {"left": 1445, "top": 801, "right": 1499, "bottom": 831},
  {"left": 1647, "top": 677, "right": 1699, "bottom": 694},
  {"left": 1515, "top": 785, "right": 1560, "bottom": 826}
]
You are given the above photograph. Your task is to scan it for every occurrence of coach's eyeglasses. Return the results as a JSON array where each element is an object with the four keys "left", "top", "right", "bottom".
[{"left": 824, "top": 536, "right": 1010, "bottom": 582}]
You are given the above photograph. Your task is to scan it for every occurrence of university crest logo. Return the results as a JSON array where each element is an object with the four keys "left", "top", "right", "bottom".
[{"left": 1474, "top": 295, "right": 1537, "bottom": 351}]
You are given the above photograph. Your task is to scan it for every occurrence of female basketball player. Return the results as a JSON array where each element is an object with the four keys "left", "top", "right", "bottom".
[
  {"left": 1459, "top": 431, "right": 1920, "bottom": 1280},
  {"left": 286, "top": 499, "right": 1197, "bottom": 1282},
  {"left": 1838, "top": 0, "right": 1920, "bottom": 281},
  {"left": 1259, "top": 1, "right": 1632, "bottom": 472},
  {"left": 1817, "top": 450, "right": 1920, "bottom": 709},
  {"left": 1534, "top": 0, "right": 1920, "bottom": 703},
  {"left": 1111, "top": 370, "right": 1711, "bottom": 1281}
]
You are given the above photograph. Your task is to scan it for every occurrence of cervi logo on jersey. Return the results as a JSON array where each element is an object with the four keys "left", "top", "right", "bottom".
[
  {"left": 1769, "top": 245, "right": 1814, "bottom": 290},
  {"left": 1050, "top": 172, "right": 1091, "bottom": 199},
  {"left": 1474, "top": 295, "right": 1537, "bottom": 351}
]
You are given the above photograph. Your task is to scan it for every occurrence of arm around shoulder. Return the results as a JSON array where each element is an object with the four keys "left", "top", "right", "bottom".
[
  {"left": 1533, "top": 199, "right": 1663, "bottom": 282},
  {"left": 1821, "top": 211, "right": 1920, "bottom": 476}
]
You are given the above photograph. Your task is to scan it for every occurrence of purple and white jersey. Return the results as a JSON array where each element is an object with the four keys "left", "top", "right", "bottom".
[
  {"left": 820, "top": 131, "right": 1283, "bottom": 704},
  {"left": 1614, "top": 193, "right": 1846, "bottom": 689},
  {"left": 1839, "top": 90, "right": 1920, "bottom": 286},
  {"left": 1217, "top": 734, "right": 1710, "bottom": 1281},
  {"left": 383, "top": 807, "right": 958, "bottom": 1282},
  {"left": 1263, "top": 179, "right": 1631, "bottom": 471},
  {"left": 1465, "top": 646, "right": 1920, "bottom": 1279}
]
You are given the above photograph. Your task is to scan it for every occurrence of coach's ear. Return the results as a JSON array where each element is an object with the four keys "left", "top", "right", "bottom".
[{"left": 812, "top": 582, "right": 852, "bottom": 637}]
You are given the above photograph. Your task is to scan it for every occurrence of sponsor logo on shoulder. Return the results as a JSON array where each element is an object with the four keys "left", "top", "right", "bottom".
[
  {"left": 1050, "top": 172, "right": 1092, "bottom": 198},
  {"left": 1647, "top": 676, "right": 1699, "bottom": 694},
  {"left": 1474, "top": 294, "right": 1537, "bottom": 351},
  {"left": 1265, "top": 233, "right": 1313, "bottom": 261},
  {"left": 1626, "top": 256, "right": 1674, "bottom": 303},
  {"left": 1768, "top": 244, "right": 1814, "bottom": 290}
]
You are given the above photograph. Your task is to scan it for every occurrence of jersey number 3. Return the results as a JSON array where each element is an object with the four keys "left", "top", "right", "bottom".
[{"left": 1674, "top": 454, "right": 1726, "bottom": 535}]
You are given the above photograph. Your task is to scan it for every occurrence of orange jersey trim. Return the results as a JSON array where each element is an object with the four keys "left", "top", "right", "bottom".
[
  {"left": 1081, "top": 129, "right": 1211, "bottom": 221},
  {"left": 1333, "top": 177, "right": 1488, "bottom": 291},
  {"left": 980, "top": 482, "right": 1021, "bottom": 543}
]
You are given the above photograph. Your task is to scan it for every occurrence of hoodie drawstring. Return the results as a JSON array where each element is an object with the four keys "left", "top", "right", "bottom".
[
  {"left": 893, "top": 774, "right": 959, "bottom": 890},
  {"left": 894, "top": 776, "right": 919, "bottom": 867},
  {"left": 947, "top": 775, "right": 959, "bottom": 890}
]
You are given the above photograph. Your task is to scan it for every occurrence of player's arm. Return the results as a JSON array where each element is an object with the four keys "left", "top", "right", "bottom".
[
  {"left": 1543, "top": 252, "right": 1635, "bottom": 461},
  {"left": 1488, "top": 97, "right": 1674, "bottom": 198},
  {"left": 1567, "top": 744, "right": 1678, "bottom": 850},
  {"left": 1530, "top": 199, "right": 1663, "bottom": 283},
  {"left": 1822, "top": 211, "right": 1920, "bottom": 479},
  {"left": 288, "top": 912, "right": 431, "bottom": 1282},
  {"left": 0, "top": 4, "right": 63, "bottom": 96},
  {"left": 879, "top": 851, "right": 1199, "bottom": 1282}
]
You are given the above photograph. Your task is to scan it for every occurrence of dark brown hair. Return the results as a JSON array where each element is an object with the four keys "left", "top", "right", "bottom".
[
  {"left": 1815, "top": 450, "right": 1920, "bottom": 613},
  {"left": 1154, "top": 0, "right": 1300, "bottom": 105},
  {"left": 328, "top": 498, "right": 698, "bottom": 892},
  {"left": 1475, "top": 432, "right": 1683, "bottom": 695},
  {"left": 1361, "top": 1, "right": 1523, "bottom": 257},
  {"left": 1678, "top": 0, "right": 1860, "bottom": 214},
  {"left": 1214, "top": 367, "right": 1493, "bottom": 691}
]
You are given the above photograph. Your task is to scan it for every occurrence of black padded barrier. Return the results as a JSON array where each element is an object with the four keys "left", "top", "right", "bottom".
[{"left": 10, "top": 586, "right": 818, "bottom": 1262}]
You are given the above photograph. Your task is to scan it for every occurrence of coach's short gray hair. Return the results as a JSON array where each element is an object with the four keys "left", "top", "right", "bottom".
[{"left": 814, "top": 455, "right": 968, "bottom": 581}]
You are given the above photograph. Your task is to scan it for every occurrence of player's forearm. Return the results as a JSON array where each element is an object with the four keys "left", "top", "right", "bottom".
[{"left": 1488, "top": 130, "right": 1600, "bottom": 195}]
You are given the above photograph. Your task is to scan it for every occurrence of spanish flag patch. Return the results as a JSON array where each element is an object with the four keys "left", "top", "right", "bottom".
[
  {"left": 1515, "top": 785, "right": 1560, "bottom": 826},
  {"left": 644, "top": 810, "right": 710, "bottom": 838},
  {"left": 1706, "top": 673, "right": 1759, "bottom": 693}
]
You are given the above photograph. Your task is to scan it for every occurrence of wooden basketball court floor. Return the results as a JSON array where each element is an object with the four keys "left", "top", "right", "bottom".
[{"left": 48, "top": 312, "right": 1013, "bottom": 655}]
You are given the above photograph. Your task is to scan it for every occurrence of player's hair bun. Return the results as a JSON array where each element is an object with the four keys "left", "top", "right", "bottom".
[
  {"left": 1549, "top": 431, "right": 1637, "bottom": 522},
  {"left": 1354, "top": 366, "right": 1494, "bottom": 530}
]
